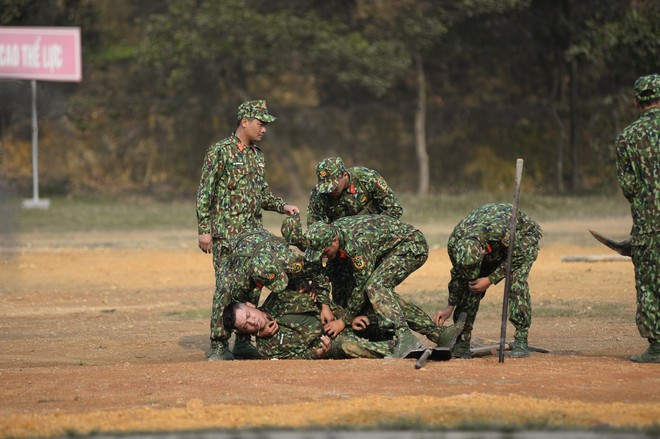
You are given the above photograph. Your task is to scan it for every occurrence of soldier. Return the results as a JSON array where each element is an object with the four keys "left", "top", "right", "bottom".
[
  {"left": 615, "top": 73, "right": 660, "bottom": 363},
  {"left": 303, "top": 215, "right": 430, "bottom": 357},
  {"left": 307, "top": 156, "right": 403, "bottom": 227},
  {"left": 207, "top": 229, "right": 320, "bottom": 361},
  {"left": 222, "top": 291, "right": 395, "bottom": 360},
  {"left": 433, "top": 203, "right": 542, "bottom": 359},
  {"left": 196, "top": 99, "right": 299, "bottom": 277}
]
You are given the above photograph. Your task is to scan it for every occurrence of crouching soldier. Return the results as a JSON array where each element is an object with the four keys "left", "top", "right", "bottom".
[
  {"left": 207, "top": 229, "right": 326, "bottom": 361},
  {"left": 434, "top": 203, "right": 542, "bottom": 359}
]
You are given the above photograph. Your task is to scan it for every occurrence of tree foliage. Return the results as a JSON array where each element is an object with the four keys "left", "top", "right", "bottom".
[{"left": 1, "top": 0, "right": 658, "bottom": 197}]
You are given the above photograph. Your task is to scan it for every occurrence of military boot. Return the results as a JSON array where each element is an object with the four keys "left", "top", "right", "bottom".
[
  {"left": 391, "top": 327, "right": 424, "bottom": 358},
  {"left": 430, "top": 312, "right": 467, "bottom": 349},
  {"left": 509, "top": 330, "right": 530, "bottom": 358},
  {"left": 630, "top": 341, "right": 660, "bottom": 363},
  {"left": 452, "top": 339, "right": 472, "bottom": 359},
  {"left": 207, "top": 340, "right": 234, "bottom": 361},
  {"left": 232, "top": 334, "right": 263, "bottom": 360}
]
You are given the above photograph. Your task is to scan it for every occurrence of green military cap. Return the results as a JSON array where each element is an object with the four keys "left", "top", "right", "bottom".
[
  {"left": 315, "top": 157, "right": 346, "bottom": 194},
  {"left": 237, "top": 99, "right": 277, "bottom": 123},
  {"left": 634, "top": 74, "right": 660, "bottom": 102},
  {"left": 455, "top": 238, "right": 483, "bottom": 280},
  {"left": 281, "top": 213, "right": 305, "bottom": 249},
  {"left": 303, "top": 221, "right": 337, "bottom": 262},
  {"left": 249, "top": 251, "right": 288, "bottom": 293}
]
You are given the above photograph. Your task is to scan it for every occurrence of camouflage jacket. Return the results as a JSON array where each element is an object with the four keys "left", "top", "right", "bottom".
[
  {"left": 324, "top": 215, "right": 427, "bottom": 323},
  {"left": 196, "top": 134, "right": 286, "bottom": 240},
  {"left": 256, "top": 290, "right": 337, "bottom": 359},
  {"left": 306, "top": 167, "right": 403, "bottom": 226},
  {"left": 447, "top": 203, "right": 542, "bottom": 306},
  {"left": 615, "top": 107, "right": 660, "bottom": 239}
]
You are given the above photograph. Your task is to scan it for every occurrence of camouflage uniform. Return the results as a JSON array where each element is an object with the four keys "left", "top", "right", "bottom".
[
  {"left": 305, "top": 215, "right": 428, "bottom": 335},
  {"left": 307, "top": 157, "right": 403, "bottom": 227},
  {"left": 196, "top": 100, "right": 288, "bottom": 274},
  {"left": 615, "top": 73, "right": 660, "bottom": 363},
  {"left": 209, "top": 229, "right": 322, "bottom": 359},
  {"left": 447, "top": 203, "right": 542, "bottom": 356},
  {"left": 255, "top": 290, "right": 393, "bottom": 359}
]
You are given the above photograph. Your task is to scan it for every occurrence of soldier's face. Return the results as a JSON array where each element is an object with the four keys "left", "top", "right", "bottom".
[
  {"left": 234, "top": 302, "right": 268, "bottom": 335},
  {"left": 322, "top": 236, "right": 340, "bottom": 260},
  {"left": 329, "top": 173, "right": 348, "bottom": 199},
  {"left": 243, "top": 118, "right": 267, "bottom": 142}
]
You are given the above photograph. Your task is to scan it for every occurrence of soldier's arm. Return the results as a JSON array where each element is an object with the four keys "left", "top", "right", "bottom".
[
  {"left": 342, "top": 257, "right": 375, "bottom": 324},
  {"left": 366, "top": 169, "right": 403, "bottom": 219},
  {"left": 196, "top": 143, "right": 224, "bottom": 235},
  {"left": 615, "top": 135, "right": 639, "bottom": 202},
  {"left": 306, "top": 189, "right": 328, "bottom": 226}
]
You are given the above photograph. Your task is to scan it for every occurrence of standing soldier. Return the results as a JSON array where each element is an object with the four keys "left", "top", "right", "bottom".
[
  {"left": 207, "top": 229, "right": 317, "bottom": 361},
  {"left": 303, "top": 215, "right": 430, "bottom": 357},
  {"left": 307, "top": 156, "right": 403, "bottom": 227},
  {"left": 434, "top": 203, "right": 542, "bottom": 359},
  {"left": 196, "top": 99, "right": 299, "bottom": 278},
  {"left": 615, "top": 73, "right": 660, "bottom": 363}
]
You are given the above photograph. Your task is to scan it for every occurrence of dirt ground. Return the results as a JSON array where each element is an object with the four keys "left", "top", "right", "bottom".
[{"left": 1, "top": 216, "right": 659, "bottom": 438}]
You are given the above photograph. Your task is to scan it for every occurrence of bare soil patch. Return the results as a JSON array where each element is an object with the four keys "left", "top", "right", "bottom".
[{"left": 1, "top": 217, "right": 658, "bottom": 437}]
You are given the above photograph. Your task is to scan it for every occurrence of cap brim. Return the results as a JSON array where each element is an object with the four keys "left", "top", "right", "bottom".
[
  {"left": 305, "top": 247, "right": 324, "bottom": 262},
  {"left": 256, "top": 114, "right": 276, "bottom": 123},
  {"left": 316, "top": 179, "right": 339, "bottom": 194}
]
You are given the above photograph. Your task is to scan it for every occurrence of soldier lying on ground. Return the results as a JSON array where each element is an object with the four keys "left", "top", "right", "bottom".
[{"left": 222, "top": 290, "right": 395, "bottom": 359}]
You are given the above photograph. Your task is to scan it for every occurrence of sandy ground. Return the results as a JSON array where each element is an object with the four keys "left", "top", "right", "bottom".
[{"left": 1, "top": 216, "right": 659, "bottom": 437}]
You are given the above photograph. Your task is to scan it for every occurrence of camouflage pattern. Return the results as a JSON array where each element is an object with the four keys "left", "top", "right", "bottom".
[
  {"left": 307, "top": 163, "right": 403, "bottom": 226},
  {"left": 256, "top": 290, "right": 393, "bottom": 359},
  {"left": 304, "top": 215, "right": 429, "bottom": 331},
  {"left": 355, "top": 291, "right": 453, "bottom": 346},
  {"left": 447, "top": 203, "right": 542, "bottom": 344},
  {"left": 209, "top": 229, "right": 325, "bottom": 343},
  {"left": 615, "top": 86, "right": 659, "bottom": 344},
  {"left": 634, "top": 74, "right": 660, "bottom": 102},
  {"left": 236, "top": 99, "right": 276, "bottom": 122},
  {"left": 314, "top": 157, "right": 346, "bottom": 194},
  {"left": 196, "top": 130, "right": 287, "bottom": 274}
]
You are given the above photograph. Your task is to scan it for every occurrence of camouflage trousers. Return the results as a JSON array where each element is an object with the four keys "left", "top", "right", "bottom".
[
  {"left": 359, "top": 291, "right": 445, "bottom": 344},
  {"left": 631, "top": 232, "right": 659, "bottom": 342},
  {"left": 329, "top": 330, "right": 393, "bottom": 359},
  {"left": 363, "top": 230, "right": 429, "bottom": 333},
  {"left": 454, "top": 234, "right": 539, "bottom": 343}
]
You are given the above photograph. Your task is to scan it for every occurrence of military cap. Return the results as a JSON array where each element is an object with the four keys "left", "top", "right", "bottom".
[
  {"left": 634, "top": 74, "right": 660, "bottom": 102},
  {"left": 249, "top": 251, "right": 288, "bottom": 293},
  {"left": 237, "top": 99, "right": 277, "bottom": 123},
  {"left": 303, "top": 221, "right": 337, "bottom": 262},
  {"left": 454, "top": 238, "right": 483, "bottom": 280},
  {"left": 281, "top": 213, "right": 305, "bottom": 248},
  {"left": 315, "top": 157, "right": 346, "bottom": 194}
]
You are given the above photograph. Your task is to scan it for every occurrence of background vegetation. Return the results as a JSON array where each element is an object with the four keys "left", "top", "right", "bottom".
[{"left": 1, "top": 0, "right": 658, "bottom": 200}]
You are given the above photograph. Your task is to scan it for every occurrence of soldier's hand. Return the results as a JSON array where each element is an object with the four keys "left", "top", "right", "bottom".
[
  {"left": 320, "top": 304, "right": 335, "bottom": 325},
  {"left": 468, "top": 277, "right": 492, "bottom": 293},
  {"left": 198, "top": 233, "right": 213, "bottom": 254},
  {"left": 323, "top": 319, "right": 346, "bottom": 337},
  {"left": 283, "top": 204, "right": 300, "bottom": 215},
  {"left": 258, "top": 319, "right": 279, "bottom": 338},
  {"left": 351, "top": 315, "right": 370, "bottom": 331},
  {"left": 314, "top": 335, "right": 331, "bottom": 359},
  {"left": 433, "top": 305, "right": 455, "bottom": 326}
]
